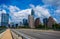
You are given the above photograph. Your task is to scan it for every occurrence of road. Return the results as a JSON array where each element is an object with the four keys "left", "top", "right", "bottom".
[{"left": 11, "top": 29, "right": 60, "bottom": 39}]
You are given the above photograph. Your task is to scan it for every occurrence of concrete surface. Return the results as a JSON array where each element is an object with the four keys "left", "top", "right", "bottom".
[
  {"left": 0, "top": 29, "right": 12, "bottom": 39},
  {"left": 11, "top": 29, "right": 60, "bottom": 39}
]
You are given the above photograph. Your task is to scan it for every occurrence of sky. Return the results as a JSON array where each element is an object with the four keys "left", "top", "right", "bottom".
[{"left": 0, "top": 0, "right": 60, "bottom": 24}]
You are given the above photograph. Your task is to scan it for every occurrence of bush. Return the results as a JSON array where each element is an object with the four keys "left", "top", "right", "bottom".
[
  {"left": 17, "top": 26, "right": 30, "bottom": 29},
  {"left": 36, "top": 24, "right": 45, "bottom": 29},
  {"left": 52, "top": 23, "right": 60, "bottom": 30},
  {"left": 36, "top": 24, "right": 50, "bottom": 30},
  {"left": 0, "top": 26, "right": 7, "bottom": 28}
]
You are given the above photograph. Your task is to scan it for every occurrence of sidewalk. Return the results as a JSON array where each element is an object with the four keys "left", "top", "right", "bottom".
[{"left": 0, "top": 29, "right": 12, "bottom": 39}]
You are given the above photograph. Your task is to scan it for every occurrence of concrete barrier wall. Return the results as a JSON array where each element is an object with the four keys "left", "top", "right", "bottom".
[
  {"left": 11, "top": 31, "right": 22, "bottom": 39},
  {"left": 11, "top": 29, "right": 31, "bottom": 39},
  {"left": 0, "top": 30, "right": 6, "bottom": 38}
]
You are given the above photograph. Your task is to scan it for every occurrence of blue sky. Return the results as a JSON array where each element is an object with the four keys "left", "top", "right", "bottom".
[
  {"left": 0, "top": 0, "right": 60, "bottom": 23},
  {"left": 0, "top": 0, "right": 43, "bottom": 9}
]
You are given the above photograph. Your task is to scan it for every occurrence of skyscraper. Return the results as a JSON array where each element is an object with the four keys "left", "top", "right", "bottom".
[
  {"left": 1, "top": 13, "right": 9, "bottom": 26},
  {"left": 43, "top": 18, "right": 48, "bottom": 26},
  {"left": 47, "top": 16, "right": 56, "bottom": 28},
  {"left": 28, "top": 9, "right": 35, "bottom": 28},
  {"left": 31, "top": 9, "right": 34, "bottom": 16},
  {"left": 23, "top": 19, "right": 28, "bottom": 26},
  {"left": 35, "top": 18, "right": 41, "bottom": 27},
  {"left": 15, "top": 23, "right": 18, "bottom": 28},
  {"left": 28, "top": 15, "right": 35, "bottom": 28},
  {"left": 20, "top": 22, "right": 23, "bottom": 26}
]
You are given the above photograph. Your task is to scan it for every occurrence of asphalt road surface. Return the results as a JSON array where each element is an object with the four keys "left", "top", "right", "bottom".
[{"left": 11, "top": 29, "right": 60, "bottom": 39}]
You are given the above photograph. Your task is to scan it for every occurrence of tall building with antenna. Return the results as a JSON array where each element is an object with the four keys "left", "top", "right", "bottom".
[{"left": 28, "top": 9, "right": 35, "bottom": 28}]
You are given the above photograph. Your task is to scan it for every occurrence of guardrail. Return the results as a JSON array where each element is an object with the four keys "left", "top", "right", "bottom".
[{"left": 11, "top": 29, "right": 35, "bottom": 39}]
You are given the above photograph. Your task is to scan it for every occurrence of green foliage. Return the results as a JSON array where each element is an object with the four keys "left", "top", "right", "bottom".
[
  {"left": 17, "top": 26, "right": 30, "bottom": 29},
  {"left": 52, "top": 23, "right": 60, "bottom": 30},
  {"left": 36, "top": 24, "right": 44, "bottom": 29},
  {"left": 0, "top": 26, "right": 7, "bottom": 28},
  {"left": 0, "top": 29, "right": 6, "bottom": 33},
  {"left": 36, "top": 24, "right": 50, "bottom": 30}
]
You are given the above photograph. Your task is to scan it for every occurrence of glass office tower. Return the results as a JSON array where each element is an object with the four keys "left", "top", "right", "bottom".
[{"left": 1, "top": 13, "right": 9, "bottom": 26}]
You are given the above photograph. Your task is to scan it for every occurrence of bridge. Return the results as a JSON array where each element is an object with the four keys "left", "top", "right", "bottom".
[{"left": 0, "top": 29, "right": 60, "bottom": 39}]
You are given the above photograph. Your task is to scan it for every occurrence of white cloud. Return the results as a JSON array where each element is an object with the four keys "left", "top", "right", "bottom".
[
  {"left": 8, "top": 19, "right": 12, "bottom": 23},
  {"left": 55, "top": 9, "right": 60, "bottom": 14},
  {"left": 8, "top": 5, "right": 31, "bottom": 23},
  {"left": 2, "top": 4, "right": 8, "bottom": 8},
  {"left": 0, "top": 4, "right": 56, "bottom": 23},
  {"left": 10, "top": 9, "right": 31, "bottom": 23},
  {"left": 0, "top": 9, "right": 6, "bottom": 14},
  {"left": 29, "top": 4, "right": 35, "bottom": 8},
  {"left": 34, "top": 5, "right": 50, "bottom": 18},
  {"left": 53, "top": 18, "right": 57, "bottom": 22},
  {"left": 29, "top": 4, "right": 51, "bottom": 18},
  {"left": 42, "top": 0, "right": 60, "bottom": 9},
  {"left": 2, "top": 10, "right": 6, "bottom": 13},
  {"left": 9, "top": 5, "right": 20, "bottom": 13},
  {"left": 8, "top": 4, "right": 51, "bottom": 23},
  {"left": 42, "top": 0, "right": 56, "bottom": 5},
  {"left": 42, "top": 0, "right": 60, "bottom": 23}
]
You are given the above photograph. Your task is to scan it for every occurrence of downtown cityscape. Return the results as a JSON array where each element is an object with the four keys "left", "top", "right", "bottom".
[
  {"left": 0, "top": 0, "right": 60, "bottom": 39},
  {"left": 0, "top": 8, "right": 60, "bottom": 29}
]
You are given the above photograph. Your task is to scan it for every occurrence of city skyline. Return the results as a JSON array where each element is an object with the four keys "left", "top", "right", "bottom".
[
  {"left": 0, "top": 0, "right": 60, "bottom": 24},
  {"left": 0, "top": 0, "right": 60, "bottom": 39}
]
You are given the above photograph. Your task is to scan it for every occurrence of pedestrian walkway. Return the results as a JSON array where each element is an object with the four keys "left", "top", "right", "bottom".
[{"left": 0, "top": 29, "right": 12, "bottom": 39}]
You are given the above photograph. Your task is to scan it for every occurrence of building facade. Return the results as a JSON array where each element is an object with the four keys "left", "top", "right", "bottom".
[
  {"left": 23, "top": 19, "right": 28, "bottom": 26},
  {"left": 43, "top": 18, "right": 48, "bottom": 26},
  {"left": 31, "top": 9, "right": 34, "bottom": 16},
  {"left": 47, "top": 17, "right": 56, "bottom": 28},
  {"left": 1, "top": 13, "right": 9, "bottom": 26},
  {"left": 35, "top": 18, "right": 41, "bottom": 27},
  {"left": 28, "top": 9, "right": 35, "bottom": 28},
  {"left": 28, "top": 15, "right": 35, "bottom": 28}
]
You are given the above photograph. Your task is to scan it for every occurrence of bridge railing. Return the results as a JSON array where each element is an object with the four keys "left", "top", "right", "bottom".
[{"left": 11, "top": 29, "right": 35, "bottom": 39}]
